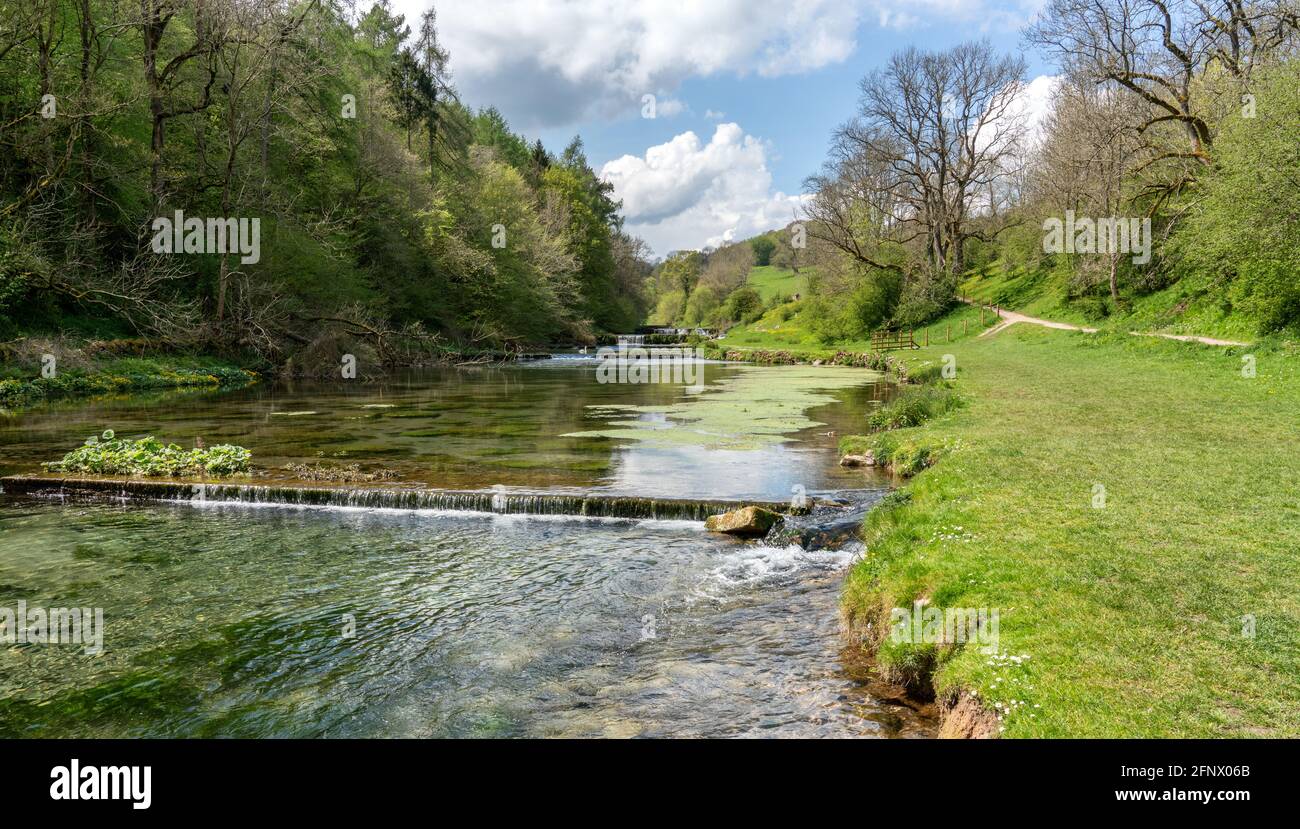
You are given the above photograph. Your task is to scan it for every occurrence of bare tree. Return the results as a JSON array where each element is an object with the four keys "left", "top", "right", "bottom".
[
  {"left": 805, "top": 40, "right": 1028, "bottom": 282},
  {"left": 1027, "top": 0, "right": 1299, "bottom": 205},
  {"left": 1030, "top": 75, "right": 1146, "bottom": 301}
]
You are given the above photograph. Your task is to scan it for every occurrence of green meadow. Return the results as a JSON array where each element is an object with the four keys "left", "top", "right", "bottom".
[{"left": 838, "top": 320, "right": 1300, "bottom": 736}]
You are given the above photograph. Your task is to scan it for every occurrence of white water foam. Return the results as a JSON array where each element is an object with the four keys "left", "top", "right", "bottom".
[
  {"left": 696, "top": 540, "right": 864, "bottom": 599},
  {"left": 171, "top": 496, "right": 704, "bottom": 530}
]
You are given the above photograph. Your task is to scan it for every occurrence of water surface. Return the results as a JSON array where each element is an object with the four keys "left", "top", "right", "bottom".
[
  {"left": 0, "top": 358, "right": 890, "bottom": 498},
  {"left": 0, "top": 357, "right": 928, "bottom": 738}
]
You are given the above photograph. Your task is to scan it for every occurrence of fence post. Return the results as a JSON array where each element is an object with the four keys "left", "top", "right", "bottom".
[
  {"left": 925, "top": 328, "right": 929, "bottom": 347},
  {"left": 946, "top": 324, "right": 950, "bottom": 342}
]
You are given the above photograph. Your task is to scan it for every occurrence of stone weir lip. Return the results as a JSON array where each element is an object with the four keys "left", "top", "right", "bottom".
[{"left": 0, "top": 475, "right": 843, "bottom": 522}]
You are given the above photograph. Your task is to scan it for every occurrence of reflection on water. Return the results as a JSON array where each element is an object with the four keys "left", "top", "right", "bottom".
[
  {"left": 0, "top": 501, "right": 931, "bottom": 738},
  {"left": 0, "top": 358, "right": 929, "bottom": 738},
  {"left": 0, "top": 358, "right": 891, "bottom": 499}
]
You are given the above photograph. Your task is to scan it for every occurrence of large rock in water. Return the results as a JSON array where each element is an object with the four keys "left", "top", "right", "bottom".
[{"left": 704, "top": 505, "right": 780, "bottom": 537}]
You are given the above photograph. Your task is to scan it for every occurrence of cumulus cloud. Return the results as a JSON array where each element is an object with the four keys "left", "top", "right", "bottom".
[
  {"left": 386, "top": 1, "right": 1047, "bottom": 129},
  {"left": 1016, "top": 74, "right": 1060, "bottom": 147},
  {"left": 601, "top": 124, "right": 807, "bottom": 256},
  {"left": 393, "top": 0, "right": 863, "bottom": 128},
  {"left": 653, "top": 96, "right": 688, "bottom": 118}
]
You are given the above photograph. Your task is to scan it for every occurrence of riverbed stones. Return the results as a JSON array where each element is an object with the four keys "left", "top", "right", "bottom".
[
  {"left": 839, "top": 452, "right": 876, "bottom": 468},
  {"left": 704, "top": 505, "right": 780, "bottom": 537}
]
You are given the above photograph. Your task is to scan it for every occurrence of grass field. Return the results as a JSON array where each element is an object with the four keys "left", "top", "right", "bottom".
[
  {"left": 960, "top": 260, "right": 1265, "bottom": 343},
  {"left": 745, "top": 264, "right": 809, "bottom": 302},
  {"left": 840, "top": 319, "right": 1300, "bottom": 736},
  {"left": 720, "top": 299, "right": 995, "bottom": 356}
]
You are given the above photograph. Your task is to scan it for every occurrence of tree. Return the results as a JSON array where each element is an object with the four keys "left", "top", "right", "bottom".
[
  {"left": 770, "top": 220, "right": 804, "bottom": 273},
  {"left": 724, "top": 285, "right": 762, "bottom": 322},
  {"left": 206, "top": 0, "right": 316, "bottom": 322},
  {"left": 410, "top": 9, "right": 465, "bottom": 180},
  {"left": 1027, "top": 0, "right": 1299, "bottom": 205},
  {"left": 139, "top": 0, "right": 225, "bottom": 208},
  {"left": 1172, "top": 60, "right": 1300, "bottom": 333},
  {"left": 472, "top": 107, "right": 531, "bottom": 171},
  {"left": 750, "top": 235, "right": 775, "bottom": 266},
  {"left": 806, "top": 41, "right": 1028, "bottom": 285},
  {"left": 387, "top": 49, "right": 423, "bottom": 150},
  {"left": 1029, "top": 75, "right": 1144, "bottom": 303},
  {"left": 542, "top": 141, "right": 627, "bottom": 330},
  {"left": 0, "top": 0, "right": 648, "bottom": 360}
]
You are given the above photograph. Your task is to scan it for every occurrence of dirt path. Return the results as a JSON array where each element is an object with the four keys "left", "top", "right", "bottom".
[{"left": 960, "top": 299, "right": 1249, "bottom": 347}]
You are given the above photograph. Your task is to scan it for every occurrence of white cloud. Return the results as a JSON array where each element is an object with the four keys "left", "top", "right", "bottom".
[
  {"left": 703, "top": 109, "right": 726, "bottom": 120},
  {"left": 391, "top": 0, "right": 863, "bottom": 128},
  {"left": 654, "top": 96, "right": 688, "bottom": 118},
  {"left": 1016, "top": 74, "right": 1060, "bottom": 147},
  {"left": 867, "top": 0, "right": 1046, "bottom": 32},
  {"left": 386, "top": 1, "right": 1047, "bottom": 128},
  {"left": 600, "top": 124, "right": 808, "bottom": 256}
]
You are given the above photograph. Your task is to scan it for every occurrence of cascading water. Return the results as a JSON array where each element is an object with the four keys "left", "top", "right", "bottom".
[{"left": 0, "top": 475, "right": 807, "bottom": 522}]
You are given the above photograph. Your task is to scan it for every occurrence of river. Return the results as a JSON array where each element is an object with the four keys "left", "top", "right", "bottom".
[{"left": 0, "top": 355, "right": 933, "bottom": 737}]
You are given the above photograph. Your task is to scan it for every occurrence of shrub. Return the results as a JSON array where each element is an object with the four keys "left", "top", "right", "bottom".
[
  {"left": 870, "top": 432, "right": 956, "bottom": 477},
  {"left": 43, "top": 430, "right": 252, "bottom": 477},
  {"left": 866, "top": 385, "right": 964, "bottom": 432},
  {"left": 724, "top": 286, "right": 763, "bottom": 322},
  {"left": 905, "top": 361, "right": 946, "bottom": 385}
]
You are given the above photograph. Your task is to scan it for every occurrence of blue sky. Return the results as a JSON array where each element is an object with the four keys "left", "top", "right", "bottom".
[{"left": 391, "top": 0, "right": 1055, "bottom": 256}]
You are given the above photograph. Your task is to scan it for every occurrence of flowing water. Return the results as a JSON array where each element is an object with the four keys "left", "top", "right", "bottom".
[{"left": 0, "top": 356, "right": 932, "bottom": 738}]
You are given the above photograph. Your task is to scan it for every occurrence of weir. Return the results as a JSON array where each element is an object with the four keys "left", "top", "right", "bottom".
[{"left": 0, "top": 476, "right": 815, "bottom": 522}]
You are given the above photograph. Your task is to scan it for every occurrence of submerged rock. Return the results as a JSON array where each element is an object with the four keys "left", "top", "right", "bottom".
[
  {"left": 704, "top": 505, "right": 780, "bottom": 537},
  {"left": 840, "top": 452, "right": 876, "bottom": 468},
  {"left": 768, "top": 509, "right": 866, "bottom": 550}
]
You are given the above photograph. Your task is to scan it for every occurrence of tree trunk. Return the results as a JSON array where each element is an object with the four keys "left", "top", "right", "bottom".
[
  {"left": 1108, "top": 252, "right": 1119, "bottom": 305},
  {"left": 142, "top": 3, "right": 166, "bottom": 208}
]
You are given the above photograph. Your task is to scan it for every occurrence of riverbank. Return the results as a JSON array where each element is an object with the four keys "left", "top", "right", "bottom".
[
  {"left": 0, "top": 339, "right": 569, "bottom": 410},
  {"left": 0, "top": 354, "right": 260, "bottom": 409},
  {"left": 839, "top": 322, "right": 1300, "bottom": 737}
]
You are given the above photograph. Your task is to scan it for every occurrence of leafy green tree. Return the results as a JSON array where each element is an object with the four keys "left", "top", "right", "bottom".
[
  {"left": 0, "top": 0, "right": 651, "bottom": 361},
  {"left": 724, "top": 286, "right": 763, "bottom": 322},
  {"left": 1173, "top": 61, "right": 1300, "bottom": 333}
]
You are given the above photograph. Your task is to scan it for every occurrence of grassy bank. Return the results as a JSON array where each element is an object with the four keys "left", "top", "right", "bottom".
[
  {"left": 746, "top": 264, "right": 809, "bottom": 302},
  {"left": 960, "top": 260, "right": 1267, "bottom": 343},
  {"left": 840, "top": 321, "right": 1300, "bottom": 736},
  {"left": 0, "top": 354, "right": 259, "bottom": 409},
  {"left": 717, "top": 300, "right": 996, "bottom": 357}
]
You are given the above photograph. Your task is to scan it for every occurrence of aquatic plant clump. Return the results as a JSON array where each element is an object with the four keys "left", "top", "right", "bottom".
[
  {"left": 865, "top": 385, "right": 965, "bottom": 432},
  {"left": 42, "top": 430, "right": 251, "bottom": 477}
]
